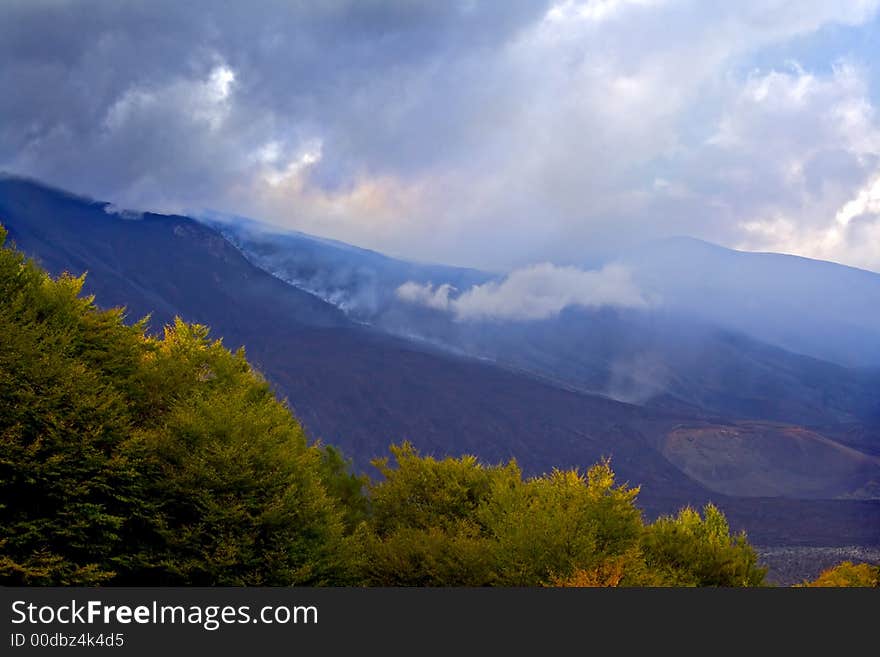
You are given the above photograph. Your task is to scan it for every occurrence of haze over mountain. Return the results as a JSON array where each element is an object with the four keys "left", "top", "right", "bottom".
[
  {"left": 2, "top": 175, "right": 879, "bottom": 547},
  {"left": 209, "top": 212, "right": 880, "bottom": 367},
  {"left": 208, "top": 210, "right": 880, "bottom": 434},
  {"left": 620, "top": 238, "right": 880, "bottom": 368}
]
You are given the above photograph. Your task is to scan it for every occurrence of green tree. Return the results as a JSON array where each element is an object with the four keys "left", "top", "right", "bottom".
[
  {"left": 368, "top": 442, "right": 520, "bottom": 534},
  {"left": 0, "top": 227, "right": 149, "bottom": 583},
  {"left": 483, "top": 462, "right": 644, "bottom": 586},
  {"left": 126, "top": 319, "right": 347, "bottom": 585},
  {"left": 318, "top": 444, "right": 369, "bottom": 532},
  {"left": 641, "top": 504, "right": 766, "bottom": 586},
  {"left": 358, "top": 443, "right": 516, "bottom": 585},
  {"left": 0, "top": 228, "right": 352, "bottom": 585}
]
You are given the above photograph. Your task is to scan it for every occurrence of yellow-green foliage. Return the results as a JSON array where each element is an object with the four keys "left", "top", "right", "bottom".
[
  {"left": 358, "top": 444, "right": 765, "bottom": 587},
  {"left": 481, "top": 462, "right": 643, "bottom": 586},
  {"left": 802, "top": 561, "right": 880, "bottom": 587},
  {"left": 0, "top": 227, "right": 345, "bottom": 585},
  {"left": 129, "top": 319, "right": 347, "bottom": 585},
  {"left": 641, "top": 505, "right": 766, "bottom": 586},
  {"left": 357, "top": 443, "right": 519, "bottom": 586}
]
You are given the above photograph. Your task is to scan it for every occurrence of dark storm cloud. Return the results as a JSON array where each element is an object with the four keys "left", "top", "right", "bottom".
[
  {"left": 0, "top": 0, "right": 550, "bottom": 197},
  {"left": 1, "top": 0, "right": 880, "bottom": 270}
]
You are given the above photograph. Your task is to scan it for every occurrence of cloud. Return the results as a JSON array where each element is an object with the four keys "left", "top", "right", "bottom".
[
  {"left": 396, "top": 263, "right": 648, "bottom": 321},
  {"left": 689, "top": 62, "right": 880, "bottom": 270},
  {"left": 1, "top": 1, "right": 880, "bottom": 269}
]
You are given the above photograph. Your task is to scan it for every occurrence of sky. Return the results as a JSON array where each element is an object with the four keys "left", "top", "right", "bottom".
[{"left": 2, "top": 0, "right": 880, "bottom": 271}]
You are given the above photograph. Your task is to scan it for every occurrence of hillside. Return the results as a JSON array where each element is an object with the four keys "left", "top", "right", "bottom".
[
  {"left": 206, "top": 214, "right": 880, "bottom": 433},
  {"left": 621, "top": 237, "right": 880, "bottom": 368},
  {"left": 2, "top": 175, "right": 879, "bottom": 546}
]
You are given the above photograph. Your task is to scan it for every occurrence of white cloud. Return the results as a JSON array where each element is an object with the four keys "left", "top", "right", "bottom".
[
  {"left": 396, "top": 263, "right": 649, "bottom": 321},
  {"left": 261, "top": 140, "right": 323, "bottom": 187},
  {"left": 836, "top": 176, "right": 880, "bottom": 227},
  {"left": 699, "top": 63, "right": 880, "bottom": 269},
  {"left": 102, "top": 64, "right": 237, "bottom": 134},
  {"left": 208, "top": 66, "right": 236, "bottom": 101},
  {"left": 545, "top": 0, "right": 666, "bottom": 24}
]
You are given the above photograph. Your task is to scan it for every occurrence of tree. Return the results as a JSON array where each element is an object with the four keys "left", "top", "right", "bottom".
[
  {"left": 357, "top": 443, "right": 515, "bottom": 585},
  {"left": 483, "top": 462, "right": 644, "bottom": 586},
  {"left": 0, "top": 227, "right": 148, "bottom": 583},
  {"left": 0, "top": 228, "right": 350, "bottom": 585},
  {"left": 641, "top": 504, "right": 766, "bottom": 586},
  {"left": 125, "top": 319, "right": 347, "bottom": 585},
  {"left": 802, "top": 562, "right": 879, "bottom": 587}
]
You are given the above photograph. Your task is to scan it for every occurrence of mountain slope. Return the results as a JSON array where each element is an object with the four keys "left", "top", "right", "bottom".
[
  {"left": 620, "top": 236, "right": 880, "bottom": 368},
  {"left": 0, "top": 175, "right": 348, "bottom": 333},
  {"left": 2, "top": 175, "right": 878, "bottom": 546},
  {"left": 205, "top": 213, "right": 880, "bottom": 433},
  {"left": 201, "top": 211, "right": 493, "bottom": 321}
]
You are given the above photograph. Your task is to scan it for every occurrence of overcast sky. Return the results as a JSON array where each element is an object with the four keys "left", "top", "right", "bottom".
[{"left": 2, "top": 0, "right": 880, "bottom": 270}]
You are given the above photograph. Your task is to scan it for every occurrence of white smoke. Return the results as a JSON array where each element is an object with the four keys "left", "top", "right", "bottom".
[
  {"left": 396, "top": 281, "right": 458, "bottom": 311},
  {"left": 396, "top": 263, "right": 649, "bottom": 321},
  {"left": 103, "top": 203, "right": 143, "bottom": 220}
]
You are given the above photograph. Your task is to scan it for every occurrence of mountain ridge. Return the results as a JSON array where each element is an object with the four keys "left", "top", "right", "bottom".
[{"left": 201, "top": 211, "right": 880, "bottom": 432}]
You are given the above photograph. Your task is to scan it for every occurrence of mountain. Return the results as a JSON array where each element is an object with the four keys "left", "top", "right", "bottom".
[
  {"left": 2, "top": 174, "right": 878, "bottom": 546},
  {"left": 206, "top": 213, "right": 880, "bottom": 437},
  {"left": 0, "top": 177, "right": 348, "bottom": 333},
  {"left": 200, "top": 210, "right": 494, "bottom": 322},
  {"left": 620, "top": 236, "right": 880, "bottom": 368}
]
